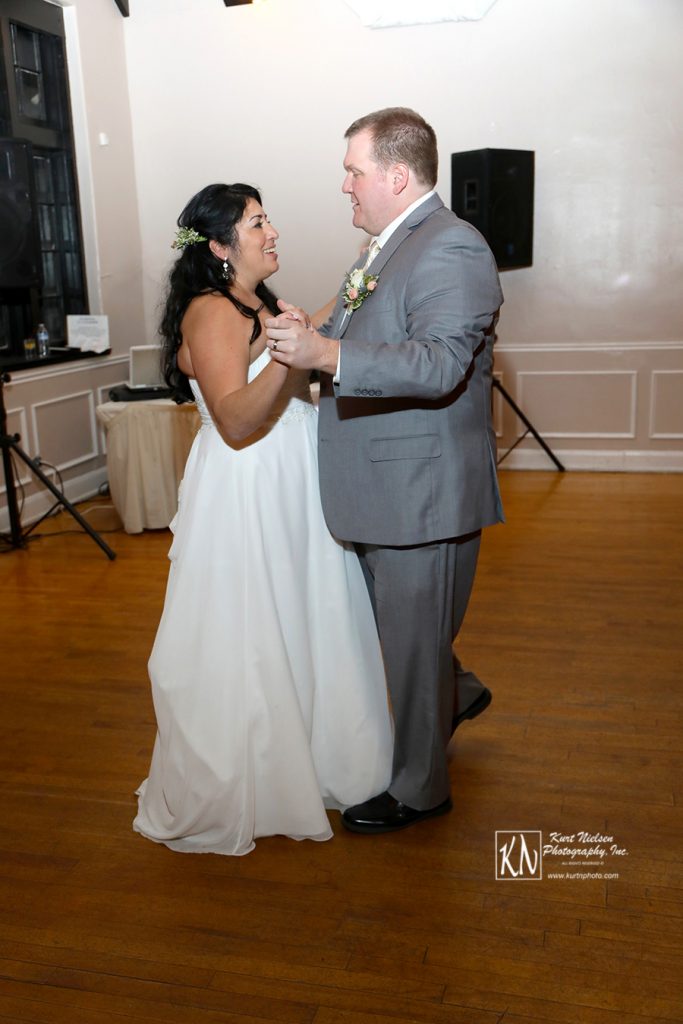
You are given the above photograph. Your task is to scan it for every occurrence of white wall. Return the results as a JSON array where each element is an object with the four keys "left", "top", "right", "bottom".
[
  {"left": 54, "top": 0, "right": 145, "bottom": 354},
  {"left": 123, "top": 0, "right": 683, "bottom": 350}
]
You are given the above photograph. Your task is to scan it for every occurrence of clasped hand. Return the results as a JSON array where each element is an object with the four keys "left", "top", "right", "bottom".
[{"left": 265, "top": 300, "right": 338, "bottom": 374}]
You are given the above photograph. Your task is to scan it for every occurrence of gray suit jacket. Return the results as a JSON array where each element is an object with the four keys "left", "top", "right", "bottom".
[{"left": 318, "top": 193, "right": 504, "bottom": 546}]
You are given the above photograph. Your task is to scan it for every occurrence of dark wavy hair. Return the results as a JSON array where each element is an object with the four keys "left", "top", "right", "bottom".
[{"left": 160, "top": 183, "right": 279, "bottom": 402}]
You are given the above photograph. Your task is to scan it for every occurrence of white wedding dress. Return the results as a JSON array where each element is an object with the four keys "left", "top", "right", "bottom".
[{"left": 133, "top": 348, "right": 392, "bottom": 856}]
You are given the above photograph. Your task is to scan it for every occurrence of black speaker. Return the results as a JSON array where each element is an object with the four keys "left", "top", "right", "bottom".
[
  {"left": 451, "top": 148, "right": 534, "bottom": 270},
  {"left": 0, "top": 138, "right": 41, "bottom": 288}
]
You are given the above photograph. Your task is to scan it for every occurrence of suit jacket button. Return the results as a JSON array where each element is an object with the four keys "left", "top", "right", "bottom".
[
  {"left": 361, "top": 389, "right": 368, "bottom": 396},
  {"left": 376, "top": 389, "right": 382, "bottom": 396},
  {"left": 354, "top": 389, "right": 361, "bottom": 396}
]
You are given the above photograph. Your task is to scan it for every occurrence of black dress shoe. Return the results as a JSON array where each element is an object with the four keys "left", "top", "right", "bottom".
[
  {"left": 341, "top": 791, "right": 452, "bottom": 834},
  {"left": 452, "top": 686, "right": 492, "bottom": 733}
]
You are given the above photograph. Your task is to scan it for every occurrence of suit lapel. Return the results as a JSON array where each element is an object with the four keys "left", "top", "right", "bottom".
[
  {"left": 335, "top": 194, "right": 445, "bottom": 337},
  {"left": 331, "top": 251, "right": 366, "bottom": 337}
]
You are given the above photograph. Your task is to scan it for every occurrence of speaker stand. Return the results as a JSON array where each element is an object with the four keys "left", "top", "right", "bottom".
[
  {"left": 493, "top": 378, "right": 565, "bottom": 472},
  {"left": 0, "top": 373, "right": 116, "bottom": 559}
]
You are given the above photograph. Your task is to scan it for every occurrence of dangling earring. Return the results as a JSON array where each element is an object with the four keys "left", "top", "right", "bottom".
[{"left": 222, "top": 258, "right": 230, "bottom": 280}]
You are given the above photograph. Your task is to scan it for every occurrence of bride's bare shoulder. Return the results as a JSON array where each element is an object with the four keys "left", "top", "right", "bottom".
[{"left": 183, "top": 292, "right": 250, "bottom": 337}]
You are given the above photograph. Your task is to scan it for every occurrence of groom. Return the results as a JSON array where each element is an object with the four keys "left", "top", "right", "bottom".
[{"left": 266, "top": 107, "right": 503, "bottom": 833}]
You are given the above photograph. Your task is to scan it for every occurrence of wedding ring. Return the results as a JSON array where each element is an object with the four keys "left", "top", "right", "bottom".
[{"left": 272, "top": 340, "right": 278, "bottom": 351}]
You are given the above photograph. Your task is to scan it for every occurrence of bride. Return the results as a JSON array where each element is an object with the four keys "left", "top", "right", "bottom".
[{"left": 133, "top": 183, "right": 392, "bottom": 856}]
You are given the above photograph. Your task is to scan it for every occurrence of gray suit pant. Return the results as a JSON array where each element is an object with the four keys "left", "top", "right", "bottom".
[{"left": 356, "top": 531, "right": 483, "bottom": 810}]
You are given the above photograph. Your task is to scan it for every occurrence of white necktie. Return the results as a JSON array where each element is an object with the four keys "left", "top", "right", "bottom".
[{"left": 363, "top": 239, "right": 380, "bottom": 271}]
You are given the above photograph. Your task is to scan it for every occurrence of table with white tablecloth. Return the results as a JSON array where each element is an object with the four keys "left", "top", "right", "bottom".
[{"left": 96, "top": 399, "right": 201, "bottom": 534}]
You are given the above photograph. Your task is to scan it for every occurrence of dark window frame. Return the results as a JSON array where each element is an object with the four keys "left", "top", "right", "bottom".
[{"left": 0, "top": 0, "right": 91, "bottom": 366}]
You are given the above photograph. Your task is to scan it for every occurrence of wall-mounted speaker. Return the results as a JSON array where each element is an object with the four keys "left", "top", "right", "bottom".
[
  {"left": 450, "top": 148, "right": 534, "bottom": 270},
  {"left": 0, "top": 138, "right": 41, "bottom": 288}
]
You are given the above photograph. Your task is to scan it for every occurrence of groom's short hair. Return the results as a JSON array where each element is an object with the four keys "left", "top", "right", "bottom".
[{"left": 345, "top": 107, "right": 438, "bottom": 189}]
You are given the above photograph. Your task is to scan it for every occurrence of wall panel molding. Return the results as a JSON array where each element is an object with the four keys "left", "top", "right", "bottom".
[
  {"left": 492, "top": 340, "right": 683, "bottom": 472},
  {"left": 516, "top": 370, "right": 637, "bottom": 439},
  {"left": 1, "top": 356, "right": 127, "bottom": 521},
  {"left": 0, "top": 406, "right": 31, "bottom": 494},
  {"left": 649, "top": 370, "right": 683, "bottom": 439},
  {"left": 31, "top": 390, "right": 98, "bottom": 471}
]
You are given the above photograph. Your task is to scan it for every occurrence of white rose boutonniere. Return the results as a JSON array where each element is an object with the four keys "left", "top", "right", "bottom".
[{"left": 343, "top": 267, "right": 378, "bottom": 312}]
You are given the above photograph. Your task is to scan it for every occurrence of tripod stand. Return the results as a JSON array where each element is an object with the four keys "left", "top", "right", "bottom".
[
  {"left": 493, "top": 378, "right": 565, "bottom": 472},
  {"left": 1, "top": 372, "right": 116, "bottom": 559}
]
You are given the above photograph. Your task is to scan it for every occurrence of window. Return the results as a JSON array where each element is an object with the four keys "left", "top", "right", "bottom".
[{"left": 0, "top": 0, "right": 87, "bottom": 360}]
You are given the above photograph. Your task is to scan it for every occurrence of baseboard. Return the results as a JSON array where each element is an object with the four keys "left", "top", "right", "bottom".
[
  {"left": 496, "top": 449, "right": 683, "bottom": 472},
  {"left": 0, "top": 467, "right": 109, "bottom": 534}
]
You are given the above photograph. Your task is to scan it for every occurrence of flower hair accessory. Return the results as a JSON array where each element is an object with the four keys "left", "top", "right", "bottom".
[
  {"left": 171, "top": 226, "right": 207, "bottom": 251},
  {"left": 343, "top": 267, "right": 378, "bottom": 311}
]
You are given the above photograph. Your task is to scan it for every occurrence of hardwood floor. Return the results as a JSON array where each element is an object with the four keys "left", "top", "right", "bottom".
[{"left": 1, "top": 471, "right": 681, "bottom": 1024}]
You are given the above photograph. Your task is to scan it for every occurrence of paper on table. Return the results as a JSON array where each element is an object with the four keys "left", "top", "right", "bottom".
[{"left": 67, "top": 315, "right": 109, "bottom": 353}]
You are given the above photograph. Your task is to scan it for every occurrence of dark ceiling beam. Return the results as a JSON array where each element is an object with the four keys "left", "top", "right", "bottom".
[{"left": 114, "top": 0, "right": 130, "bottom": 16}]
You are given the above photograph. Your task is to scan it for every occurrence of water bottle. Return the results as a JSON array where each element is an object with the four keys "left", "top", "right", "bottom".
[{"left": 36, "top": 323, "right": 50, "bottom": 358}]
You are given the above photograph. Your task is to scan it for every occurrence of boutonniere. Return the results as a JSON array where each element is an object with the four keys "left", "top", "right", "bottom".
[{"left": 343, "top": 267, "right": 378, "bottom": 311}]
